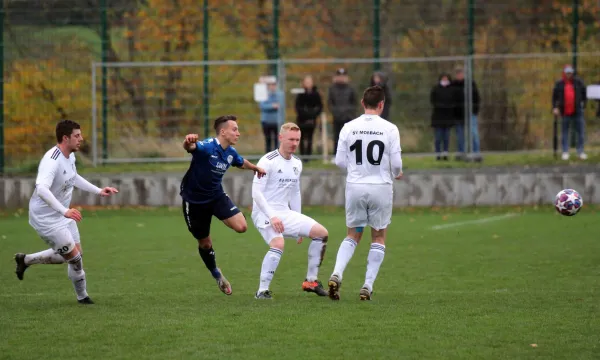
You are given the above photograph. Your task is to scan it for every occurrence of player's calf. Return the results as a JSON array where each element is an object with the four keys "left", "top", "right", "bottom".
[
  {"left": 362, "top": 232, "right": 386, "bottom": 298},
  {"left": 301, "top": 223, "right": 329, "bottom": 297},
  {"left": 258, "top": 238, "right": 284, "bottom": 296},
  {"left": 66, "top": 252, "right": 91, "bottom": 303}
]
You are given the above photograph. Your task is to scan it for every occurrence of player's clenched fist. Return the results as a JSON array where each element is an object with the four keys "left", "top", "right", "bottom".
[{"left": 185, "top": 134, "right": 199, "bottom": 144}]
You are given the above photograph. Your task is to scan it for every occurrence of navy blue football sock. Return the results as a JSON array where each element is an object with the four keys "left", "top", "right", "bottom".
[{"left": 198, "top": 247, "right": 220, "bottom": 279}]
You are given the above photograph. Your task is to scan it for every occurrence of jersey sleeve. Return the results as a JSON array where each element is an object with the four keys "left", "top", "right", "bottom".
[
  {"left": 252, "top": 157, "right": 271, "bottom": 185},
  {"left": 191, "top": 139, "right": 212, "bottom": 157},
  {"left": 389, "top": 125, "right": 403, "bottom": 176},
  {"left": 336, "top": 125, "right": 348, "bottom": 155},
  {"left": 251, "top": 157, "right": 276, "bottom": 218},
  {"left": 334, "top": 125, "right": 349, "bottom": 169},
  {"left": 389, "top": 125, "right": 402, "bottom": 154},
  {"left": 35, "top": 156, "right": 59, "bottom": 188},
  {"left": 231, "top": 147, "right": 244, "bottom": 168},
  {"left": 290, "top": 161, "right": 302, "bottom": 212}
]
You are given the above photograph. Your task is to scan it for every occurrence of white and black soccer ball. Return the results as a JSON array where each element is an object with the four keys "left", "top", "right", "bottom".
[{"left": 554, "top": 189, "right": 583, "bottom": 216}]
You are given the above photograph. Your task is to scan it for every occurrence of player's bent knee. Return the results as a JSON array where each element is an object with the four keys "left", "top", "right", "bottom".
[
  {"left": 197, "top": 237, "right": 212, "bottom": 249},
  {"left": 371, "top": 228, "right": 387, "bottom": 245},
  {"left": 268, "top": 237, "right": 284, "bottom": 250},
  {"left": 309, "top": 223, "right": 328, "bottom": 239},
  {"left": 61, "top": 244, "right": 80, "bottom": 261},
  {"left": 232, "top": 222, "right": 247, "bottom": 233},
  {"left": 224, "top": 213, "right": 247, "bottom": 233}
]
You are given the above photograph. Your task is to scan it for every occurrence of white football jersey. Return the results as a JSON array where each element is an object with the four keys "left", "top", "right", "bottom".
[
  {"left": 252, "top": 150, "right": 303, "bottom": 215},
  {"left": 29, "top": 146, "right": 78, "bottom": 232},
  {"left": 337, "top": 114, "right": 401, "bottom": 185}
]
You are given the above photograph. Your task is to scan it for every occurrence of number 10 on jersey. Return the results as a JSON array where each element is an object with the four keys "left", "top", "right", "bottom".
[{"left": 349, "top": 139, "right": 385, "bottom": 165}]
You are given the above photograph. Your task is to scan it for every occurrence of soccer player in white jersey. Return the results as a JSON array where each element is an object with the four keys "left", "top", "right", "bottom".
[
  {"left": 251, "top": 122, "right": 330, "bottom": 299},
  {"left": 14, "top": 120, "right": 119, "bottom": 304},
  {"left": 327, "top": 85, "right": 403, "bottom": 301}
]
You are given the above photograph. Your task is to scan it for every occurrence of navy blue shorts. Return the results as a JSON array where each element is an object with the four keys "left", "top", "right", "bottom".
[{"left": 182, "top": 194, "right": 241, "bottom": 240}]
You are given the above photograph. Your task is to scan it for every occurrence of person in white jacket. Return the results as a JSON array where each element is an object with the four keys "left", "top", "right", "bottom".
[
  {"left": 251, "top": 122, "right": 329, "bottom": 299},
  {"left": 14, "top": 120, "right": 119, "bottom": 304},
  {"left": 327, "top": 85, "right": 404, "bottom": 301}
]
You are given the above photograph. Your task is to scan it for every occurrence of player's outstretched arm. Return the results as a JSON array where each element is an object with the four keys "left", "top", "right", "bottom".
[
  {"left": 74, "top": 175, "right": 118, "bottom": 196},
  {"left": 241, "top": 159, "right": 266, "bottom": 179},
  {"left": 183, "top": 133, "right": 199, "bottom": 152}
]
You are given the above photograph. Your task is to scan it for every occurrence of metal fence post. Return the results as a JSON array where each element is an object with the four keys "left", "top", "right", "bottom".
[
  {"left": 91, "top": 63, "right": 98, "bottom": 167},
  {"left": 100, "top": 0, "right": 109, "bottom": 162},
  {"left": 0, "top": 2, "right": 4, "bottom": 174},
  {"left": 373, "top": 0, "right": 381, "bottom": 72},
  {"left": 203, "top": 0, "right": 210, "bottom": 138}
]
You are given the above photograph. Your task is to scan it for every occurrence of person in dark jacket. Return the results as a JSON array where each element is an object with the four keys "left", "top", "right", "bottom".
[
  {"left": 295, "top": 75, "right": 323, "bottom": 160},
  {"left": 328, "top": 68, "right": 357, "bottom": 157},
  {"left": 452, "top": 66, "right": 482, "bottom": 161},
  {"left": 552, "top": 64, "right": 587, "bottom": 160},
  {"left": 370, "top": 71, "right": 392, "bottom": 120},
  {"left": 430, "top": 73, "right": 455, "bottom": 160}
]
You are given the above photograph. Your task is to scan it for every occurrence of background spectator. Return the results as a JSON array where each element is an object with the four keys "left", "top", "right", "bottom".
[
  {"left": 552, "top": 64, "right": 587, "bottom": 160},
  {"left": 430, "top": 73, "right": 455, "bottom": 160},
  {"left": 328, "top": 68, "right": 357, "bottom": 158},
  {"left": 294, "top": 75, "right": 323, "bottom": 161},
  {"left": 369, "top": 71, "right": 392, "bottom": 120},
  {"left": 259, "top": 79, "right": 284, "bottom": 152},
  {"left": 452, "top": 66, "right": 482, "bottom": 162}
]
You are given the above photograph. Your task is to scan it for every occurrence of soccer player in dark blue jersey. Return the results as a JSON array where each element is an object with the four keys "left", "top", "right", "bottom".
[{"left": 181, "top": 115, "right": 266, "bottom": 295}]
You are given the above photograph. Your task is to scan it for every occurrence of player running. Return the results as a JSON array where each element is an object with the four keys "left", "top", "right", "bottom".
[
  {"left": 14, "top": 120, "right": 119, "bottom": 304},
  {"left": 181, "top": 115, "right": 266, "bottom": 295},
  {"left": 327, "top": 86, "right": 403, "bottom": 301},
  {"left": 251, "top": 123, "right": 329, "bottom": 299}
]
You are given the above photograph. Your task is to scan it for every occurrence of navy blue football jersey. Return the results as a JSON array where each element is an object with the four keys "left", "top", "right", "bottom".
[{"left": 180, "top": 138, "right": 244, "bottom": 204}]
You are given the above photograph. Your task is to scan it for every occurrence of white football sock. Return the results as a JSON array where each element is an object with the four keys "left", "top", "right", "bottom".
[
  {"left": 25, "top": 249, "right": 65, "bottom": 265},
  {"left": 67, "top": 255, "right": 88, "bottom": 300},
  {"left": 332, "top": 238, "right": 357, "bottom": 280},
  {"left": 363, "top": 243, "right": 386, "bottom": 292},
  {"left": 259, "top": 248, "right": 283, "bottom": 292},
  {"left": 306, "top": 238, "right": 324, "bottom": 282}
]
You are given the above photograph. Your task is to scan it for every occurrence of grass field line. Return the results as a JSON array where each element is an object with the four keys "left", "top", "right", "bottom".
[{"left": 430, "top": 213, "right": 521, "bottom": 230}]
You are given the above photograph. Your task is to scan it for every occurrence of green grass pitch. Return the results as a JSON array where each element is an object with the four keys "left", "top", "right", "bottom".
[{"left": 0, "top": 207, "right": 598, "bottom": 359}]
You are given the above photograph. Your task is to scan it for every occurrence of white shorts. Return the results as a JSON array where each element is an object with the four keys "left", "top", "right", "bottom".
[
  {"left": 252, "top": 209, "right": 317, "bottom": 245},
  {"left": 36, "top": 221, "right": 81, "bottom": 256},
  {"left": 345, "top": 183, "right": 393, "bottom": 230}
]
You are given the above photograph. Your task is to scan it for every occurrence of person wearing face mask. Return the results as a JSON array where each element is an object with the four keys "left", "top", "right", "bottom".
[{"left": 430, "top": 74, "right": 455, "bottom": 160}]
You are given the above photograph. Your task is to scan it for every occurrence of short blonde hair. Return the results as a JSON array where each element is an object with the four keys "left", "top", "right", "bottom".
[{"left": 279, "top": 122, "right": 301, "bottom": 134}]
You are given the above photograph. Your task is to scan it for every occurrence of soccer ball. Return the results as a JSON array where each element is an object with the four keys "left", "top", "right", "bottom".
[{"left": 554, "top": 189, "right": 583, "bottom": 216}]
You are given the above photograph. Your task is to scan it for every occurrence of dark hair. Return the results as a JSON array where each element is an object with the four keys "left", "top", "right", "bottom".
[
  {"left": 56, "top": 120, "right": 81, "bottom": 143},
  {"left": 362, "top": 86, "right": 385, "bottom": 109},
  {"left": 439, "top": 73, "right": 452, "bottom": 81},
  {"left": 214, "top": 115, "right": 237, "bottom": 133}
]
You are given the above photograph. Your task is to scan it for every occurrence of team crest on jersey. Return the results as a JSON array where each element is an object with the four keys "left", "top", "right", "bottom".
[
  {"left": 293, "top": 167, "right": 299, "bottom": 175},
  {"left": 227, "top": 155, "right": 233, "bottom": 164}
]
